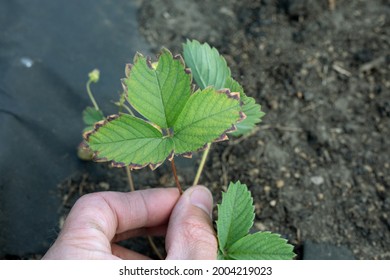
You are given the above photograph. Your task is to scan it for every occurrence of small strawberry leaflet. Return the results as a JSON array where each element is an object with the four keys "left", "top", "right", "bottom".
[
  {"left": 183, "top": 40, "right": 265, "bottom": 137},
  {"left": 217, "top": 182, "right": 296, "bottom": 260}
]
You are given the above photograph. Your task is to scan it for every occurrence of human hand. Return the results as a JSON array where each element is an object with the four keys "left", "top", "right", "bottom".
[{"left": 42, "top": 186, "right": 217, "bottom": 260}]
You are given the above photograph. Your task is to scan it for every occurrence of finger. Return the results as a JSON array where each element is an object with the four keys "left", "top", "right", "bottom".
[
  {"left": 165, "top": 186, "right": 217, "bottom": 260},
  {"left": 60, "top": 188, "right": 180, "bottom": 242}
]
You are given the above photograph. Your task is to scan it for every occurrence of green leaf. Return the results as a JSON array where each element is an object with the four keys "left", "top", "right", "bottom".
[
  {"left": 82, "top": 107, "right": 105, "bottom": 132},
  {"left": 125, "top": 48, "right": 191, "bottom": 129},
  {"left": 183, "top": 39, "right": 230, "bottom": 90},
  {"left": 173, "top": 87, "right": 240, "bottom": 154},
  {"left": 183, "top": 40, "right": 264, "bottom": 136},
  {"left": 83, "top": 107, "right": 105, "bottom": 125},
  {"left": 227, "top": 232, "right": 296, "bottom": 260},
  {"left": 85, "top": 49, "right": 242, "bottom": 169},
  {"left": 217, "top": 181, "right": 255, "bottom": 254},
  {"left": 217, "top": 181, "right": 295, "bottom": 260},
  {"left": 224, "top": 77, "right": 265, "bottom": 136},
  {"left": 85, "top": 114, "right": 174, "bottom": 169}
]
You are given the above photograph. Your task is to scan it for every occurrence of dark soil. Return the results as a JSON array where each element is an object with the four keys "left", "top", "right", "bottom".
[{"left": 60, "top": 0, "right": 390, "bottom": 259}]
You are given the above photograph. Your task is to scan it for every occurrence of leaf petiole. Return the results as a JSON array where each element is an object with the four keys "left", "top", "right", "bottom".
[
  {"left": 171, "top": 158, "right": 183, "bottom": 195},
  {"left": 193, "top": 143, "right": 211, "bottom": 186}
]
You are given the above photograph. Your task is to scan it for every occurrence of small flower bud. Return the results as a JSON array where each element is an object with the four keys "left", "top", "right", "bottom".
[{"left": 88, "top": 69, "right": 100, "bottom": 83}]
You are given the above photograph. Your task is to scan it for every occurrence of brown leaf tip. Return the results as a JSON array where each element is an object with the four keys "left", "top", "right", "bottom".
[
  {"left": 106, "top": 114, "right": 120, "bottom": 122},
  {"left": 94, "top": 154, "right": 108, "bottom": 163},
  {"left": 149, "top": 162, "right": 163, "bottom": 170},
  {"left": 173, "top": 53, "right": 185, "bottom": 64},
  {"left": 111, "top": 161, "right": 126, "bottom": 168},
  {"left": 83, "top": 130, "right": 93, "bottom": 141},
  {"left": 181, "top": 152, "right": 193, "bottom": 158},
  {"left": 125, "top": 63, "right": 133, "bottom": 78},
  {"left": 93, "top": 119, "right": 107, "bottom": 131},
  {"left": 215, "top": 134, "right": 229, "bottom": 142},
  {"left": 83, "top": 114, "right": 120, "bottom": 142},
  {"left": 239, "top": 111, "right": 247, "bottom": 123},
  {"left": 217, "top": 88, "right": 241, "bottom": 101},
  {"left": 133, "top": 52, "right": 144, "bottom": 64},
  {"left": 226, "top": 124, "right": 237, "bottom": 134},
  {"left": 196, "top": 143, "right": 210, "bottom": 153},
  {"left": 145, "top": 56, "right": 154, "bottom": 70},
  {"left": 184, "top": 67, "right": 192, "bottom": 75}
]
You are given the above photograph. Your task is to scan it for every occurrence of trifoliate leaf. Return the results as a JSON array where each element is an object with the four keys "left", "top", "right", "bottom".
[
  {"left": 82, "top": 107, "right": 104, "bottom": 132},
  {"left": 217, "top": 181, "right": 255, "bottom": 254},
  {"left": 183, "top": 39, "right": 231, "bottom": 90},
  {"left": 225, "top": 77, "right": 265, "bottom": 136},
  {"left": 85, "top": 49, "right": 243, "bottom": 169},
  {"left": 227, "top": 232, "right": 296, "bottom": 260}
]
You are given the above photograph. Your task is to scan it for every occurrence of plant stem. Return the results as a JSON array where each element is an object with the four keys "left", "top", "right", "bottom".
[
  {"left": 125, "top": 166, "right": 135, "bottom": 192},
  {"left": 86, "top": 80, "right": 100, "bottom": 110},
  {"left": 171, "top": 158, "right": 183, "bottom": 195},
  {"left": 193, "top": 143, "right": 211, "bottom": 186},
  {"left": 147, "top": 236, "right": 164, "bottom": 260}
]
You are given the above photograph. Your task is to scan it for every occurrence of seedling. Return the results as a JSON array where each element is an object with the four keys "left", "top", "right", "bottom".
[{"left": 81, "top": 40, "right": 295, "bottom": 260}]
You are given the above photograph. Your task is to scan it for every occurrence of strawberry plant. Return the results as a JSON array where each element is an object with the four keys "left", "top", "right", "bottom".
[{"left": 81, "top": 40, "right": 295, "bottom": 260}]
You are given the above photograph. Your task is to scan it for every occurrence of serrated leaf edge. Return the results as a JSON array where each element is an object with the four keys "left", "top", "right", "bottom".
[
  {"left": 227, "top": 231, "right": 296, "bottom": 260},
  {"left": 83, "top": 114, "right": 174, "bottom": 170},
  {"left": 183, "top": 39, "right": 231, "bottom": 90},
  {"left": 217, "top": 181, "right": 255, "bottom": 256}
]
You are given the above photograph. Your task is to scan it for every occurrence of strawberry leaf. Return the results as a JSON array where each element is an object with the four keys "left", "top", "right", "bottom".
[
  {"left": 85, "top": 49, "right": 242, "bottom": 169},
  {"left": 227, "top": 232, "right": 296, "bottom": 260},
  {"left": 183, "top": 39, "right": 230, "bottom": 90},
  {"left": 173, "top": 87, "right": 240, "bottom": 154},
  {"left": 217, "top": 181, "right": 295, "bottom": 260},
  {"left": 82, "top": 107, "right": 104, "bottom": 133},
  {"left": 225, "top": 77, "right": 265, "bottom": 136},
  {"left": 183, "top": 40, "right": 264, "bottom": 136},
  {"left": 217, "top": 181, "right": 255, "bottom": 255},
  {"left": 85, "top": 115, "right": 174, "bottom": 169}
]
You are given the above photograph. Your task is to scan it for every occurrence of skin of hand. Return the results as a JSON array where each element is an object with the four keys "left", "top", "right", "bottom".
[{"left": 42, "top": 186, "right": 217, "bottom": 260}]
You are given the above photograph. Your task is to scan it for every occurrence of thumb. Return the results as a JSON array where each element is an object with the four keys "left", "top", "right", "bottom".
[{"left": 165, "top": 186, "right": 217, "bottom": 259}]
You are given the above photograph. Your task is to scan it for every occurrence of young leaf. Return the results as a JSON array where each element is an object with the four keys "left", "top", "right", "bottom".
[
  {"left": 224, "top": 77, "right": 265, "bottom": 136},
  {"left": 82, "top": 107, "right": 104, "bottom": 132},
  {"left": 227, "top": 232, "right": 296, "bottom": 260},
  {"left": 183, "top": 39, "right": 231, "bottom": 90},
  {"left": 183, "top": 40, "right": 264, "bottom": 136},
  {"left": 217, "top": 181, "right": 296, "bottom": 260},
  {"left": 217, "top": 181, "right": 255, "bottom": 254},
  {"left": 85, "top": 49, "right": 243, "bottom": 169}
]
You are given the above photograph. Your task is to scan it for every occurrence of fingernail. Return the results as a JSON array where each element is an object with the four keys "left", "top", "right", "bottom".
[{"left": 190, "top": 187, "right": 213, "bottom": 217}]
